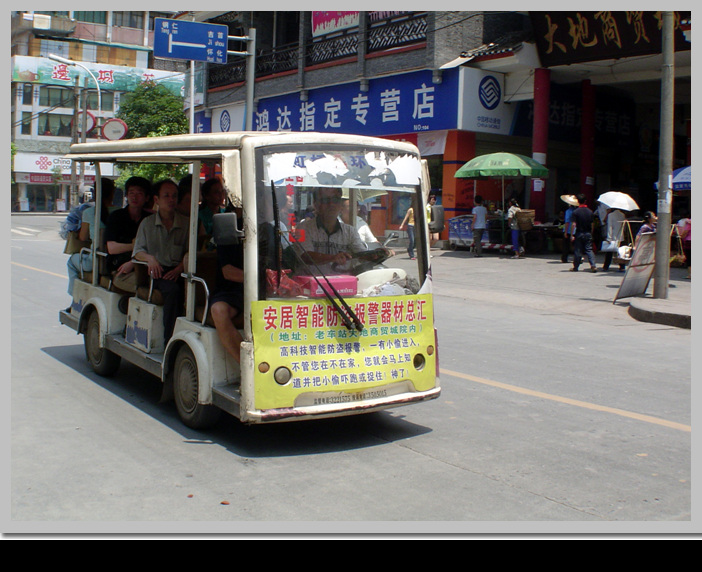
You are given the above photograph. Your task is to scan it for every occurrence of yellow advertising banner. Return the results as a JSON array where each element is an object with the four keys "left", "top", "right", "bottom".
[{"left": 251, "top": 294, "right": 437, "bottom": 411}]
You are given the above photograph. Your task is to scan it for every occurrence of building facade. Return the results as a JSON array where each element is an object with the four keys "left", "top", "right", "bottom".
[
  {"left": 185, "top": 10, "right": 691, "bottom": 239},
  {"left": 10, "top": 10, "right": 185, "bottom": 212}
]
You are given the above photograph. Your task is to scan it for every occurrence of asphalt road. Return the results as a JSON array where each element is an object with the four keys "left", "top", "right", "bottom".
[{"left": 8, "top": 215, "right": 695, "bottom": 536}]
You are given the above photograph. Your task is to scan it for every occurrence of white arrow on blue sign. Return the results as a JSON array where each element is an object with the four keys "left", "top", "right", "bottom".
[{"left": 154, "top": 18, "right": 229, "bottom": 64}]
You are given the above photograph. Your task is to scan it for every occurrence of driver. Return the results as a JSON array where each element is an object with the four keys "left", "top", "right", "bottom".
[{"left": 294, "top": 187, "right": 367, "bottom": 274}]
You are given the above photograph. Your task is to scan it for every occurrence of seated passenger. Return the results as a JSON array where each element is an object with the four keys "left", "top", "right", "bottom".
[
  {"left": 209, "top": 237, "right": 245, "bottom": 364},
  {"left": 66, "top": 178, "right": 115, "bottom": 305},
  {"left": 197, "top": 177, "right": 226, "bottom": 235},
  {"left": 105, "top": 176, "right": 151, "bottom": 293},
  {"left": 132, "top": 179, "right": 189, "bottom": 342},
  {"left": 341, "top": 198, "right": 380, "bottom": 249},
  {"left": 176, "top": 174, "right": 195, "bottom": 217},
  {"left": 177, "top": 173, "right": 207, "bottom": 239},
  {"left": 294, "top": 188, "right": 367, "bottom": 274}
]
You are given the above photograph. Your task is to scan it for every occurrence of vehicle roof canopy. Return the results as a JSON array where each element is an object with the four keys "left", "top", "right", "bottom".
[{"left": 64, "top": 131, "right": 420, "bottom": 164}]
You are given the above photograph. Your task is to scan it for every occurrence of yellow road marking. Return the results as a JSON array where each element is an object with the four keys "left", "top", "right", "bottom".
[
  {"left": 441, "top": 368, "right": 691, "bottom": 433},
  {"left": 12, "top": 261, "right": 66, "bottom": 279},
  {"left": 11, "top": 259, "right": 692, "bottom": 434}
]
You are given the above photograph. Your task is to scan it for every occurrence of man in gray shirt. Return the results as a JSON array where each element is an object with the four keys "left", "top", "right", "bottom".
[{"left": 133, "top": 179, "right": 189, "bottom": 341}]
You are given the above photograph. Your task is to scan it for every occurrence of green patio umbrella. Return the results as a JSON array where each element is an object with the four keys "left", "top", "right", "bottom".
[
  {"left": 455, "top": 152, "right": 549, "bottom": 240},
  {"left": 455, "top": 152, "right": 550, "bottom": 180}
]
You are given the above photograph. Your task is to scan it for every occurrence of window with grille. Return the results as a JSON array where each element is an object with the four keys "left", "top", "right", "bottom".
[{"left": 73, "top": 11, "right": 106, "bottom": 25}]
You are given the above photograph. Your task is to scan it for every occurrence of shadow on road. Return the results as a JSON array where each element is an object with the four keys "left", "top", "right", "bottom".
[{"left": 41, "top": 343, "right": 433, "bottom": 459}]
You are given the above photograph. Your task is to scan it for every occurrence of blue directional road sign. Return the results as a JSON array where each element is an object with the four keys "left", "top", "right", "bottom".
[{"left": 154, "top": 18, "right": 228, "bottom": 64}]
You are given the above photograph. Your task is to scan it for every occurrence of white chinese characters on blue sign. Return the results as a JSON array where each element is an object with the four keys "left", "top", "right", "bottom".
[{"left": 254, "top": 69, "right": 459, "bottom": 135}]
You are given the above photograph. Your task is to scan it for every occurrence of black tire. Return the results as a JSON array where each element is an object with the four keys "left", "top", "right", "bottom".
[
  {"left": 173, "top": 345, "right": 220, "bottom": 429},
  {"left": 84, "top": 310, "right": 121, "bottom": 376}
]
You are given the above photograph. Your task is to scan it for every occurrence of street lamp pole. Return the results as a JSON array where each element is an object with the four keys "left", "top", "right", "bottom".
[{"left": 49, "top": 54, "right": 102, "bottom": 140}]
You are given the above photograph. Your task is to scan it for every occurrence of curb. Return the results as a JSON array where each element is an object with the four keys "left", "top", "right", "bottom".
[{"left": 628, "top": 298, "right": 691, "bottom": 329}]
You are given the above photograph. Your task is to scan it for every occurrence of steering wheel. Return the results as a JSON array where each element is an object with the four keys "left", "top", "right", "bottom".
[{"left": 332, "top": 247, "right": 391, "bottom": 275}]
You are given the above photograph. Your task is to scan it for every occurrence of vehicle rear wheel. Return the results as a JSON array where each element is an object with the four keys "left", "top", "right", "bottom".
[
  {"left": 173, "top": 345, "right": 220, "bottom": 429},
  {"left": 84, "top": 310, "right": 121, "bottom": 376}
]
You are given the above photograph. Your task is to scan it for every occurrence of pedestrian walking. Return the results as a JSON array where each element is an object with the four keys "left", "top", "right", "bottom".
[
  {"left": 472, "top": 195, "right": 487, "bottom": 257},
  {"left": 507, "top": 198, "right": 523, "bottom": 258},
  {"left": 399, "top": 203, "right": 416, "bottom": 260},
  {"left": 559, "top": 195, "right": 578, "bottom": 263},
  {"left": 426, "top": 194, "right": 439, "bottom": 248},
  {"left": 570, "top": 194, "right": 597, "bottom": 272}
]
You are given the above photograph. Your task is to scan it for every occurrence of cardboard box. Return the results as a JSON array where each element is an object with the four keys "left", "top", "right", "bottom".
[{"left": 296, "top": 275, "right": 358, "bottom": 298}]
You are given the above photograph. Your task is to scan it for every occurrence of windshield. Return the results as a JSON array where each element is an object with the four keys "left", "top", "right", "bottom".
[{"left": 256, "top": 146, "right": 426, "bottom": 302}]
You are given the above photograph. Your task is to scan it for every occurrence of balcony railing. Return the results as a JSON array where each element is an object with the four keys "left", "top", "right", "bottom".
[
  {"left": 306, "top": 32, "right": 358, "bottom": 65},
  {"left": 209, "top": 41, "right": 299, "bottom": 87},
  {"left": 208, "top": 12, "right": 427, "bottom": 89},
  {"left": 367, "top": 12, "right": 427, "bottom": 53}
]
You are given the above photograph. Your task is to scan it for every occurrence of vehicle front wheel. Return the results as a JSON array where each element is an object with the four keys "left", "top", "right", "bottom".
[
  {"left": 173, "top": 345, "right": 220, "bottom": 430},
  {"left": 84, "top": 310, "right": 121, "bottom": 376}
]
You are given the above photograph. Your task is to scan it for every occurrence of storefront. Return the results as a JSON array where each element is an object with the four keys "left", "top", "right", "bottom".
[
  {"left": 205, "top": 40, "right": 674, "bottom": 242},
  {"left": 220, "top": 67, "right": 496, "bottom": 239},
  {"left": 12, "top": 151, "right": 115, "bottom": 212}
]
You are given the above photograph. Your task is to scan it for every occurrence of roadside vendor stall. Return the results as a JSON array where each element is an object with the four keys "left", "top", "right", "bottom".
[{"left": 453, "top": 152, "right": 549, "bottom": 253}]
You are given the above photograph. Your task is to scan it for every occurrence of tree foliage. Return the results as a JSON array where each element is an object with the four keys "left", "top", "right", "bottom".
[
  {"left": 115, "top": 80, "right": 189, "bottom": 184},
  {"left": 117, "top": 80, "right": 188, "bottom": 139}
]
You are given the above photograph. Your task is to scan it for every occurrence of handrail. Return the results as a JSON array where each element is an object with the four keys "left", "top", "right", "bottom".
[{"left": 181, "top": 273, "right": 210, "bottom": 326}]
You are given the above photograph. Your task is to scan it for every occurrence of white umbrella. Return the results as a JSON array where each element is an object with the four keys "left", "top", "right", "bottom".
[{"left": 597, "top": 191, "right": 639, "bottom": 211}]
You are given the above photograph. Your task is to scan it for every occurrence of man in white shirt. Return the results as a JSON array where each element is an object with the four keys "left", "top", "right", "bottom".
[
  {"left": 295, "top": 188, "right": 367, "bottom": 274},
  {"left": 472, "top": 194, "right": 488, "bottom": 257}
]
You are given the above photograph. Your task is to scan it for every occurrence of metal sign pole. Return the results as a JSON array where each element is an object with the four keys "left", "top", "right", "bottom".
[
  {"left": 654, "top": 11, "right": 675, "bottom": 299},
  {"left": 228, "top": 28, "right": 256, "bottom": 131}
]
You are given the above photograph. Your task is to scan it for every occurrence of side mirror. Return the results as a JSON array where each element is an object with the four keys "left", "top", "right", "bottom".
[
  {"left": 213, "top": 212, "right": 244, "bottom": 246},
  {"left": 383, "top": 232, "right": 399, "bottom": 246}
]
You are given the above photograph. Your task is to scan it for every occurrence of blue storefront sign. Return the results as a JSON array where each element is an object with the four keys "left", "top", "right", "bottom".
[{"left": 254, "top": 69, "right": 459, "bottom": 136}]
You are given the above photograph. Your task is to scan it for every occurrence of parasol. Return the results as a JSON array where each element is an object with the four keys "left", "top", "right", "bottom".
[
  {"left": 455, "top": 152, "right": 549, "bottom": 239},
  {"left": 654, "top": 166, "right": 691, "bottom": 192},
  {"left": 671, "top": 166, "right": 691, "bottom": 191},
  {"left": 455, "top": 152, "right": 550, "bottom": 179},
  {"left": 597, "top": 191, "right": 639, "bottom": 211}
]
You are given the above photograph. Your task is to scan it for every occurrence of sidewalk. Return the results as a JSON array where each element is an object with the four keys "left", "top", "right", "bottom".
[
  {"left": 628, "top": 285, "right": 691, "bottom": 329},
  {"left": 429, "top": 245, "right": 691, "bottom": 329}
]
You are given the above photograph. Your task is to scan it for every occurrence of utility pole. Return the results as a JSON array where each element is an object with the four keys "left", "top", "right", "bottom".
[
  {"left": 78, "top": 78, "right": 89, "bottom": 198},
  {"left": 228, "top": 28, "right": 256, "bottom": 130},
  {"left": 654, "top": 11, "right": 675, "bottom": 298},
  {"left": 70, "top": 75, "right": 80, "bottom": 208}
]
